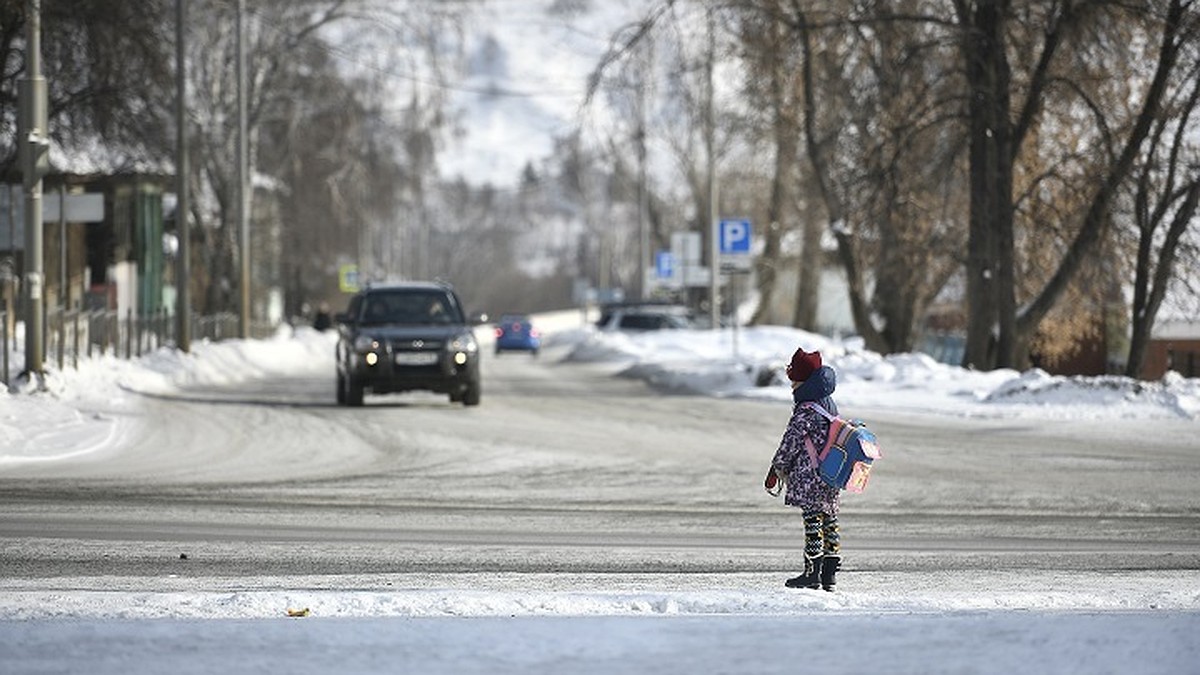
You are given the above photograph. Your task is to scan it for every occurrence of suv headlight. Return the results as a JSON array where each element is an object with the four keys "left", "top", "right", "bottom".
[
  {"left": 353, "top": 335, "right": 380, "bottom": 353},
  {"left": 448, "top": 332, "right": 478, "bottom": 366},
  {"left": 448, "top": 332, "right": 478, "bottom": 354}
]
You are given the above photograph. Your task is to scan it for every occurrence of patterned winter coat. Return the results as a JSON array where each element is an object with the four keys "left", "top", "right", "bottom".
[{"left": 771, "top": 365, "right": 841, "bottom": 516}]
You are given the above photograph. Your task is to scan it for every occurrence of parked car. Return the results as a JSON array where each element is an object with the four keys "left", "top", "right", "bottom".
[
  {"left": 494, "top": 314, "right": 541, "bottom": 356},
  {"left": 595, "top": 303, "right": 695, "bottom": 331},
  {"left": 335, "top": 282, "right": 481, "bottom": 406}
]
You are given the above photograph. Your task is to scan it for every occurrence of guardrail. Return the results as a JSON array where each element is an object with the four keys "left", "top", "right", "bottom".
[{"left": 1, "top": 309, "right": 276, "bottom": 387}]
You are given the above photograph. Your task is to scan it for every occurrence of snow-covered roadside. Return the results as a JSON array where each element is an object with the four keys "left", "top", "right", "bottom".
[
  {"left": 0, "top": 325, "right": 338, "bottom": 466},
  {"left": 2, "top": 570, "right": 1198, "bottom": 620},
  {"left": 552, "top": 321, "right": 1200, "bottom": 421},
  {"left": 4, "top": 570, "right": 1199, "bottom": 675}
]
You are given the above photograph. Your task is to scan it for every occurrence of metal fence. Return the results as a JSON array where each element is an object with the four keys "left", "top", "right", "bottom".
[{"left": 1, "top": 309, "right": 276, "bottom": 386}]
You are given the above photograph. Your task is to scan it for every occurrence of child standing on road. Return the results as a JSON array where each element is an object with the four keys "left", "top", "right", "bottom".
[{"left": 764, "top": 347, "right": 843, "bottom": 591}]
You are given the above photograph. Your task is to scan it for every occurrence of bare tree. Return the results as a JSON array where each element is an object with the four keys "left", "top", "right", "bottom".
[
  {"left": 581, "top": 0, "right": 1197, "bottom": 373},
  {"left": 735, "top": 3, "right": 805, "bottom": 327},
  {"left": 1125, "top": 44, "right": 1200, "bottom": 376},
  {"left": 183, "top": 0, "right": 357, "bottom": 314},
  {"left": 953, "top": 0, "right": 1200, "bottom": 369},
  {"left": 180, "top": 0, "right": 471, "bottom": 313},
  {"left": 764, "top": 1, "right": 964, "bottom": 353},
  {"left": 790, "top": 5, "right": 886, "bottom": 351},
  {"left": 356, "top": 2, "right": 468, "bottom": 283},
  {"left": 586, "top": 3, "right": 741, "bottom": 313},
  {"left": 842, "top": 1, "right": 965, "bottom": 351},
  {"left": 255, "top": 54, "right": 403, "bottom": 315},
  {"left": 0, "top": 0, "right": 174, "bottom": 173}
]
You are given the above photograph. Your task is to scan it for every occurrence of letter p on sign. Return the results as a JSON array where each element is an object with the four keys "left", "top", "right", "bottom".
[{"left": 719, "top": 219, "right": 752, "bottom": 254}]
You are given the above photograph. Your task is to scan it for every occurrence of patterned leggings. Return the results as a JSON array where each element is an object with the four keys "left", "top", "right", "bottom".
[{"left": 803, "top": 512, "right": 840, "bottom": 559}]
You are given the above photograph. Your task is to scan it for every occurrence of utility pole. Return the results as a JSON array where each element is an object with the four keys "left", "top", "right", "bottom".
[
  {"left": 409, "top": 89, "right": 428, "bottom": 281},
  {"left": 19, "top": 0, "right": 49, "bottom": 380},
  {"left": 236, "top": 0, "right": 250, "bottom": 338},
  {"left": 58, "top": 184, "right": 66, "bottom": 313},
  {"left": 636, "top": 40, "right": 650, "bottom": 302},
  {"left": 705, "top": 7, "right": 719, "bottom": 331},
  {"left": 175, "top": 0, "right": 191, "bottom": 352}
]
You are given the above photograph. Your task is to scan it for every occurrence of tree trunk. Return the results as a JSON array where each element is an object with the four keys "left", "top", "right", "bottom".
[
  {"left": 960, "top": 0, "right": 1013, "bottom": 370},
  {"left": 795, "top": 9, "right": 885, "bottom": 351},
  {"left": 874, "top": 203, "right": 916, "bottom": 352},
  {"left": 750, "top": 19, "right": 798, "bottom": 327},
  {"left": 793, "top": 200, "right": 822, "bottom": 330},
  {"left": 750, "top": 151, "right": 787, "bottom": 326}
]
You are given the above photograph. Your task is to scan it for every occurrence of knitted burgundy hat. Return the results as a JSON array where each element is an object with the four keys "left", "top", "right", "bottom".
[{"left": 786, "top": 347, "right": 822, "bottom": 382}]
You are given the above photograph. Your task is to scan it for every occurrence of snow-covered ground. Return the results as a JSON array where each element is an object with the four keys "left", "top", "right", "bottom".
[{"left": 2, "top": 311, "right": 1199, "bottom": 673}]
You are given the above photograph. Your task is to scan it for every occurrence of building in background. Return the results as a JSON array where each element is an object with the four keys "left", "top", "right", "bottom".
[{"left": 1141, "top": 320, "right": 1200, "bottom": 379}]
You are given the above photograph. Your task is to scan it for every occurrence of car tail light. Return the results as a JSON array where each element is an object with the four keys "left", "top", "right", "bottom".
[{"left": 494, "top": 327, "right": 503, "bottom": 338}]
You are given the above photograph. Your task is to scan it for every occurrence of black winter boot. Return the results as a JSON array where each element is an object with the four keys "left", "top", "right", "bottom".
[
  {"left": 820, "top": 555, "right": 841, "bottom": 592},
  {"left": 785, "top": 555, "right": 823, "bottom": 589}
]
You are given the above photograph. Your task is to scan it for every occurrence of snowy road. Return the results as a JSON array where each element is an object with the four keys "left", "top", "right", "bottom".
[
  {"left": 3, "top": 347, "right": 1199, "bottom": 579},
  {"left": 2, "top": 332, "right": 1199, "bottom": 673}
]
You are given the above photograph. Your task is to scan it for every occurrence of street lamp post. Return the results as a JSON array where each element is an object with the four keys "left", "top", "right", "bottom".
[
  {"left": 19, "top": 0, "right": 49, "bottom": 380},
  {"left": 236, "top": 0, "right": 250, "bottom": 338},
  {"left": 176, "top": 0, "right": 192, "bottom": 352}
]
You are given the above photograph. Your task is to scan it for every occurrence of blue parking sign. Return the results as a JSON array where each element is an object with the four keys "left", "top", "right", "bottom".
[{"left": 719, "top": 219, "right": 752, "bottom": 254}]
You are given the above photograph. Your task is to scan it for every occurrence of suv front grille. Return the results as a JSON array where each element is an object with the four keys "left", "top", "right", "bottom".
[{"left": 390, "top": 338, "right": 444, "bottom": 352}]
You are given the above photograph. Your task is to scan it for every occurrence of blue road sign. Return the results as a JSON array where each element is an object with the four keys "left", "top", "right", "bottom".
[
  {"left": 719, "top": 219, "right": 752, "bottom": 254},
  {"left": 656, "top": 251, "right": 675, "bottom": 279}
]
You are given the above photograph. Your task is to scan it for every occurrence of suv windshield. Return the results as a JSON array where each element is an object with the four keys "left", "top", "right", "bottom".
[{"left": 356, "top": 289, "right": 464, "bottom": 326}]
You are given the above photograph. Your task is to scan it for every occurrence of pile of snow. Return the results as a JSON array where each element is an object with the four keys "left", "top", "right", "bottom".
[
  {"left": 984, "top": 369, "right": 1200, "bottom": 418},
  {"left": 551, "top": 322, "right": 1200, "bottom": 420}
]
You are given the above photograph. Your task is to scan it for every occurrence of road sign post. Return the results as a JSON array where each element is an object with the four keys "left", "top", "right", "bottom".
[{"left": 718, "top": 219, "right": 752, "bottom": 360}]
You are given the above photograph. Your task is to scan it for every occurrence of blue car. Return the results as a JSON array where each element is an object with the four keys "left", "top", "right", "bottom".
[{"left": 494, "top": 314, "right": 540, "bottom": 356}]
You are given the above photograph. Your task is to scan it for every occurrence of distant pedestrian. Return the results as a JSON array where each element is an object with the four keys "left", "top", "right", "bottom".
[
  {"left": 764, "top": 346, "right": 844, "bottom": 591},
  {"left": 312, "top": 302, "right": 333, "bottom": 332}
]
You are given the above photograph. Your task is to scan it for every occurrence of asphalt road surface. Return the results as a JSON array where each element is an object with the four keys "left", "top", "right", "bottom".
[{"left": 3, "top": 343, "right": 1199, "bottom": 585}]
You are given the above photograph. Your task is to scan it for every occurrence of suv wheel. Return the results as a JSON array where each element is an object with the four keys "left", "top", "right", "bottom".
[
  {"left": 462, "top": 381, "right": 481, "bottom": 407},
  {"left": 345, "top": 374, "right": 365, "bottom": 407}
]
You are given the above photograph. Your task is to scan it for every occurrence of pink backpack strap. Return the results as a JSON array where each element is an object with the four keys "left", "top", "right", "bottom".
[
  {"left": 801, "top": 398, "right": 840, "bottom": 461},
  {"left": 800, "top": 402, "right": 833, "bottom": 465}
]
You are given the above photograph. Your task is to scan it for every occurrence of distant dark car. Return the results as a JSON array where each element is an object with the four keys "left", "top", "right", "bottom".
[
  {"left": 335, "top": 282, "right": 481, "bottom": 406},
  {"left": 595, "top": 303, "right": 694, "bottom": 331},
  {"left": 494, "top": 314, "right": 540, "bottom": 356}
]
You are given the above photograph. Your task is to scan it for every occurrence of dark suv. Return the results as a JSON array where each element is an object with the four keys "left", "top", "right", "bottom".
[{"left": 335, "top": 282, "right": 481, "bottom": 406}]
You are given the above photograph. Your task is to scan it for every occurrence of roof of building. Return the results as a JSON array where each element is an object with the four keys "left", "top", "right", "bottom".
[{"left": 1151, "top": 319, "right": 1200, "bottom": 340}]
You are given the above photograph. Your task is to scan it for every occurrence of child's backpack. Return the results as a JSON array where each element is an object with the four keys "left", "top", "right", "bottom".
[{"left": 802, "top": 403, "right": 882, "bottom": 493}]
